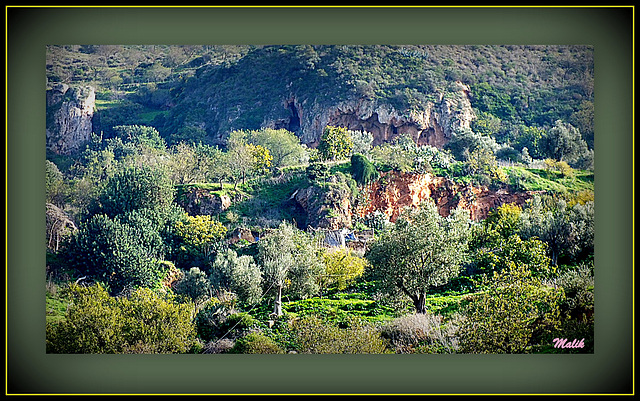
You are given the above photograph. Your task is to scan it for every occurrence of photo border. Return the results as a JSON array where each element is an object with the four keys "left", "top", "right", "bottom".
[{"left": 6, "top": 5, "right": 634, "bottom": 395}]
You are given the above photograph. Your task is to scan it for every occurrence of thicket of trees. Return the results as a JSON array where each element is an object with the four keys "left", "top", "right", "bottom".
[{"left": 46, "top": 120, "right": 594, "bottom": 354}]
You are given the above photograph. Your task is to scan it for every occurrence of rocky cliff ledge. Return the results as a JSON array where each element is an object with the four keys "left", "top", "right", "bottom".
[
  {"left": 46, "top": 84, "right": 95, "bottom": 155},
  {"left": 359, "top": 171, "right": 532, "bottom": 222},
  {"left": 264, "top": 82, "right": 474, "bottom": 148}
]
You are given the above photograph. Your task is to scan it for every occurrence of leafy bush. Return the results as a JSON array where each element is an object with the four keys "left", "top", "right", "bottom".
[
  {"left": 173, "top": 213, "right": 228, "bottom": 269},
  {"left": 458, "top": 263, "right": 563, "bottom": 354},
  {"left": 317, "top": 125, "right": 354, "bottom": 161},
  {"left": 350, "top": 153, "right": 379, "bottom": 185},
  {"left": 173, "top": 267, "right": 212, "bottom": 306},
  {"left": 320, "top": 247, "right": 368, "bottom": 291},
  {"left": 230, "top": 332, "right": 285, "bottom": 354},
  {"left": 46, "top": 284, "right": 197, "bottom": 354}
]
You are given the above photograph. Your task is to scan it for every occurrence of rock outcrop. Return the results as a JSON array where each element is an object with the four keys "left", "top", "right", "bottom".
[
  {"left": 177, "top": 187, "right": 231, "bottom": 216},
  {"left": 359, "top": 171, "right": 532, "bottom": 222},
  {"left": 46, "top": 202, "right": 77, "bottom": 252},
  {"left": 270, "top": 81, "right": 475, "bottom": 148},
  {"left": 46, "top": 84, "right": 95, "bottom": 155},
  {"left": 293, "top": 180, "right": 352, "bottom": 230}
]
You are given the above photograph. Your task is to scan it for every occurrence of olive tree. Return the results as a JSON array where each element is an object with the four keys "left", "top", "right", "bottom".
[
  {"left": 366, "top": 202, "right": 471, "bottom": 314},
  {"left": 209, "top": 249, "right": 263, "bottom": 305},
  {"left": 518, "top": 195, "right": 594, "bottom": 266},
  {"left": 256, "top": 221, "right": 324, "bottom": 316}
]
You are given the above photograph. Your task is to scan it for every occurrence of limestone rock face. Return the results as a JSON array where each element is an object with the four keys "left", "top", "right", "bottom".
[
  {"left": 294, "top": 181, "right": 352, "bottom": 230},
  {"left": 46, "top": 84, "right": 95, "bottom": 155},
  {"left": 177, "top": 187, "right": 231, "bottom": 216},
  {"left": 268, "top": 82, "right": 475, "bottom": 148},
  {"left": 359, "top": 170, "right": 532, "bottom": 222}
]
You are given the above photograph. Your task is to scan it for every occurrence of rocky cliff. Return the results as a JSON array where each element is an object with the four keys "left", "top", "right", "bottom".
[
  {"left": 46, "top": 84, "right": 95, "bottom": 155},
  {"left": 248, "top": 82, "right": 474, "bottom": 149},
  {"left": 293, "top": 181, "right": 353, "bottom": 230},
  {"left": 358, "top": 171, "right": 532, "bottom": 223}
]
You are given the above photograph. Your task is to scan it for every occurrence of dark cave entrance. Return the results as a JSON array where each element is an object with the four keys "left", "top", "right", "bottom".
[{"left": 287, "top": 101, "right": 301, "bottom": 132}]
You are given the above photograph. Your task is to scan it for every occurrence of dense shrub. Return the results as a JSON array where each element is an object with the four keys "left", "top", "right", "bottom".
[
  {"left": 458, "top": 263, "right": 563, "bottom": 354},
  {"left": 173, "top": 267, "right": 212, "bottom": 306},
  {"left": 63, "top": 213, "right": 168, "bottom": 294},
  {"left": 194, "top": 300, "right": 237, "bottom": 342},
  {"left": 350, "top": 153, "right": 379, "bottom": 185},
  {"left": 230, "top": 332, "right": 285, "bottom": 354},
  {"left": 46, "top": 284, "right": 197, "bottom": 354}
]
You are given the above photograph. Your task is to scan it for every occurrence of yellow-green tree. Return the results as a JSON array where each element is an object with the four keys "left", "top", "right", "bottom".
[
  {"left": 247, "top": 143, "right": 273, "bottom": 174},
  {"left": 321, "top": 247, "right": 368, "bottom": 290},
  {"left": 458, "top": 263, "right": 563, "bottom": 354},
  {"left": 317, "top": 125, "right": 353, "bottom": 161},
  {"left": 174, "top": 214, "right": 227, "bottom": 269}
]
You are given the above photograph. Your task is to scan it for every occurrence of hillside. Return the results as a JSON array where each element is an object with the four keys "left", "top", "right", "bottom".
[{"left": 47, "top": 44, "right": 594, "bottom": 150}]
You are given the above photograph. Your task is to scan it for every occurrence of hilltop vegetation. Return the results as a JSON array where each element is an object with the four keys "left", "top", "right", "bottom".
[
  {"left": 47, "top": 44, "right": 593, "bottom": 147},
  {"left": 46, "top": 45, "right": 594, "bottom": 354}
]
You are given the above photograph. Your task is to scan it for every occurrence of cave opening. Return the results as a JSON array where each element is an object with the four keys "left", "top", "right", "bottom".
[{"left": 287, "top": 101, "right": 301, "bottom": 133}]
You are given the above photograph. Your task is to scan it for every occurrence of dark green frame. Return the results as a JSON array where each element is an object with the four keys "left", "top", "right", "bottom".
[{"left": 6, "top": 6, "right": 633, "bottom": 395}]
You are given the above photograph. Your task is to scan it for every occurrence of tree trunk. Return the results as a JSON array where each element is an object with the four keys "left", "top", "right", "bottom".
[
  {"left": 273, "top": 285, "right": 283, "bottom": 316},
  {"left": 413, "top": 293, "right": 427, "bottom": 314}
]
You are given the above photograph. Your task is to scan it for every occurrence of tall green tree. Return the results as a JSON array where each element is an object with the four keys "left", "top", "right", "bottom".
[
  {"left": 245, "top": 128, "right": 307, "bottom": 169},
  {"left": 540, "top": 120, "right": 589, "bottom": 166},
  {"left": 366, "top": 202, "right": 471, "bottom": 314},
  {"left": 166, "top": 142, "right": 216, "bottom": 185},
  {"left": 226, "top": 130, "right": 256, "bottom": 188},
  {"left": 97, "top": 165, "right": 174, "bottom": 219},
  {"left": 63, "top": 213, "right": 167, "bottom": 294},
  {"left": 317, "top": 125, "right": 353, "bottom": 161},
  {"left": 46, "top": 160, "right": 68, "bottom": 207}
]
